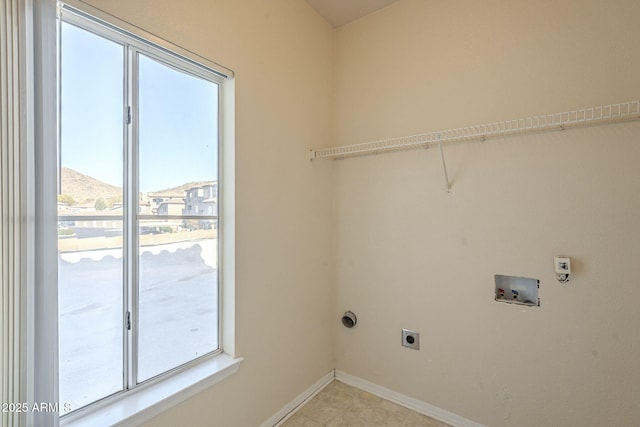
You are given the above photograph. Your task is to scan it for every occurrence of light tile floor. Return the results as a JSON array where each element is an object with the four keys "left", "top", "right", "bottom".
[{"left": 280, "top": 380, "right": 451, "bottom": 427}]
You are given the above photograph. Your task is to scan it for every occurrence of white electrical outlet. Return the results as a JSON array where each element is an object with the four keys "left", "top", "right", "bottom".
[{"left": 554, "top": 255, "right": 571, "bottom": 283}]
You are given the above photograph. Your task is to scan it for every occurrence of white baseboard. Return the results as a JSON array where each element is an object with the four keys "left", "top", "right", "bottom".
[
  {"left": 261, "top": 370, "right": 335, "bottom": 427},
  {"left": 335, "top": 370, "right": 485, "bottom": 427}
]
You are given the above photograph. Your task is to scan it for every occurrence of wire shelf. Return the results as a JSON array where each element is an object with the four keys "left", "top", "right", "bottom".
[{"left": 310, "top": 100, "right": 640, "bottom": 160}]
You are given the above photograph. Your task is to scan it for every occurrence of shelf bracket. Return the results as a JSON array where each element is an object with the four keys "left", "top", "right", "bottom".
[{"left": 438, "top": 142, "right": 452, "bottom": 195}]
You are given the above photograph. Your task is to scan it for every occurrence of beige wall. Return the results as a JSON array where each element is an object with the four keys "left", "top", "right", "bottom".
[
  {"left": 335, "top": 0, "right": 640, "bottom": 145},
  {"left": 77, "top": 0, "right": 335, "bottom": 426},
  {"left": 334, "top": 1, "right": 640, "bottom": 426}
]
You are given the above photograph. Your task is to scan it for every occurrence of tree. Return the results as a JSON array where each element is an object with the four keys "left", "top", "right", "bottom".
[
  {"left": 106, "top": 195, "right": 123, "bottom": 209},
  {"left": 95, "top": 198, "right": 107, "bottom": 210},
  {"left": 57, "top": 194, "right": 76, "bottom": 206}
]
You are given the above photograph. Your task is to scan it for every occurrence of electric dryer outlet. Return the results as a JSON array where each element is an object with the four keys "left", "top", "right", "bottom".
[{"left": 402, "top": 329, "right": 420, "bottom": 350}]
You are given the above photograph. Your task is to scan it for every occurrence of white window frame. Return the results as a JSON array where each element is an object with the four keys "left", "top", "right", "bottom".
[{"left": 28, "top": 2, "right": 239, "bottom": 426}]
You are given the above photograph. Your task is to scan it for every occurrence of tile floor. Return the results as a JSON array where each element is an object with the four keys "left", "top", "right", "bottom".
[{"left": 280, "top": 380, "right": 451, "bottom": 427}]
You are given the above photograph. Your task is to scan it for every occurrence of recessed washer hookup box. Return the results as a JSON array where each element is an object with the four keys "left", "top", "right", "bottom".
[{"left": 495, "top": 274, "right": 540, "bottom": 307}]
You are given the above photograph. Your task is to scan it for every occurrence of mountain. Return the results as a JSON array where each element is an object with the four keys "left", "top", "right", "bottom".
[
  {"left": 60, "top": 168, "right": 122, "bottom": 205},
  {"left": 148, "top": 180, "right": 216, "bottom": 196},
  {"left": 59, "top": 168, "right": 216, "bottom": 205}
]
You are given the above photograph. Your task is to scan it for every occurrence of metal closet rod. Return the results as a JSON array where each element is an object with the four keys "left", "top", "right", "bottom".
[{"left": 309, "top": 100, "right": 640, "bottom": 161}]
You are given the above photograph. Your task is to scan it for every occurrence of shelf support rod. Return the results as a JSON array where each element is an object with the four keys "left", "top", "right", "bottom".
[{"left": 438, "top": 142, "right": 452, "bottom": 195}]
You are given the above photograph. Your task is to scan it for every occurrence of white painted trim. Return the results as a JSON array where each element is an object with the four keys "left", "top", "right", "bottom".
[
  {"left": 61, "top": 354, "right": 242, "bottom": 427},
  {"left": 30, "top": 0, "right": 61, "bottom": 426},
  {"left": 335, "top": 371, "right": 486, "bottom": 427},
  {"left": 219, "top": 76, "right": 236, "bottom": 358},
  {"left": 262, "top": 370, "right": 335, "bottom": 427}
]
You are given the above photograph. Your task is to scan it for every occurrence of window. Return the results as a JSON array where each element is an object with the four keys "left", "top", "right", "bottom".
[{"left": 57, "top": 8, "right": 228, "bottom": 416}]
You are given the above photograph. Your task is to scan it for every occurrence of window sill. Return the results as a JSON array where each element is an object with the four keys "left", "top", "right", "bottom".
[{"left": 61, "top": 354, "right": 243, "bottom": 427}]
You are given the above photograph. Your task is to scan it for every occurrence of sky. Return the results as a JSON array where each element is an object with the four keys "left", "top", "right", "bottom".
[{"left": 61, "top": 22, "right": 219, "bottom": 193}]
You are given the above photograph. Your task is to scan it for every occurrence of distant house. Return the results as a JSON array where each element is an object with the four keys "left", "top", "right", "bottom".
[
  {"left": 157, "top": 199, "right": 185, "bottom": 216},
  {"left": 141, "top": 193, "right": 185, "bottom": 215},
  {"left": 183, "top": 184, "right": 217, "bottom": 216}
]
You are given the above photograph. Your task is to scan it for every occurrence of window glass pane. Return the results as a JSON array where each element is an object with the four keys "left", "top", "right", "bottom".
[
  {"left": 58, "top": 22, "right": 125, "bottom": 412},
  {"left": 137, "top": 219, "right": 219, "bottom": 382},
  {"left": 137, "top": 53, "right": 219, "bottom": 381},
  {"left": 58, "top": 221, "right": 124, "bottom": 411},
  {"left": 59, "top": 22, "right": 124, "bottom": 201},
  {"left": 138, "top": 53, "right": 218, "bottom": 211}
]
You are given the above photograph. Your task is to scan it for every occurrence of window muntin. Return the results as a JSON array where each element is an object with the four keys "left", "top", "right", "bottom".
[{"left": 58, "top": 13, "right": 221, "bottom": 415}]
